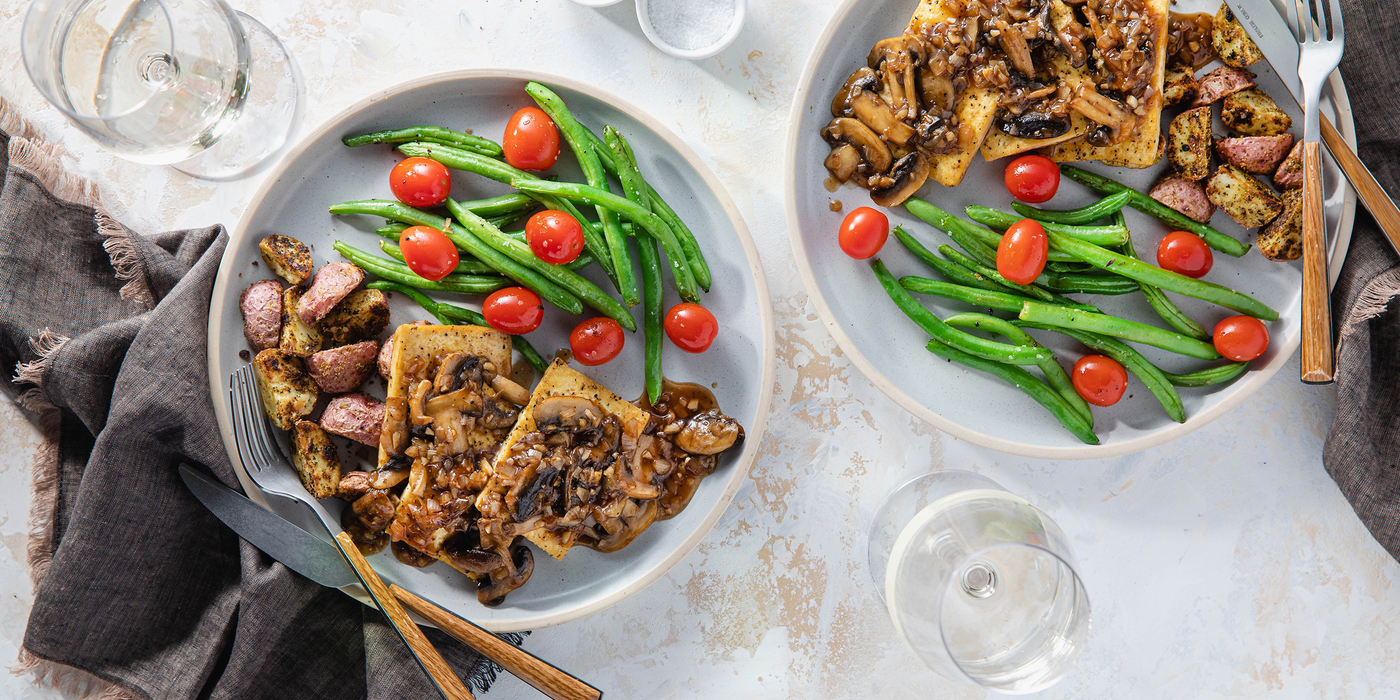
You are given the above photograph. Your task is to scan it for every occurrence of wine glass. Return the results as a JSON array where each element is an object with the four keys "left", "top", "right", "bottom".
[
  {"left": 21, "top": 0, "right": 300, "bottom": 180},
  {"left": 868, "top": 471, "right": 1091, "bottom": 694}
]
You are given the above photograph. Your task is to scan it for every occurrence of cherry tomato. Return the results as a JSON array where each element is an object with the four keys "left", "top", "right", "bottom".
[
  {"left": 502, "top": 106, "right": 560, "bottom": 171},
  {"left": 482, "top": 287, "right": 544, "bottom": 335},
  {"left": 525, "top": 210, "right": 585, "bottom": 265},
  {"left": 664, "top": 303, "right": 719, "bottom": 353},
  {"left": 570, "top": 318, "right": 625, "bottom": 366},
  {"left": 1003, "top": 155, "right": 1061, "bottom": 203},
  {"left": 389, "top": 157, "right": 451, "bottom": 207},
  {"left": 398, "top": 226, "right": 460, "bottom": 282},
  {"left": 1213, "top": 315, "right": 1269, "bottom": 361},
  {"left": 996, "top": 218, "right": 1049, "bottom": 285},
  {"left": 1157, "top": 231, "right": 1214, "bottom": 278},
  {"left": 838, "top": 206, "right": 889, "bottom": 259},
  {"left": 1072, "top": 354, "right": 1129, "bottom": 407}
]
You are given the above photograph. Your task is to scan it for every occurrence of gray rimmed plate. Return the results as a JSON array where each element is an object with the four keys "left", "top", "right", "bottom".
[
  {"left": 784, "top": 0, "right": 1356, "bottom": 459},
  {"left": 208, "top": 70, "right": 774, "bottom": 632}
]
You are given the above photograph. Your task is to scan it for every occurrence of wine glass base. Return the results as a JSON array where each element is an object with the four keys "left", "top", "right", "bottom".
[{"left": 171, "top": 12, "right": 300, "bottom": 180}]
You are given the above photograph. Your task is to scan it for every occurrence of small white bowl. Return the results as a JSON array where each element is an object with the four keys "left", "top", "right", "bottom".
[{"left": 635, "top": 0, "right": 745, "bottom": 60}]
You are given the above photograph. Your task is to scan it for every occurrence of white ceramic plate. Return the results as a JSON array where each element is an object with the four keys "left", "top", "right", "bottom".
[
  {"left": 784, "top": 0, "right": 1356, "bottom": 459},
  {"left": 208, "top": 70, "right": 774, "bottom": 631}
]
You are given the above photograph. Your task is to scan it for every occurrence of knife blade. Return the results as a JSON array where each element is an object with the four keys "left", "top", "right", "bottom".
[
  {"left": 1222, "top": 0, "right": 1303, "bottom": 106},
  {"left": 180, "top": 463, "right": 358, "bottom": 588}
]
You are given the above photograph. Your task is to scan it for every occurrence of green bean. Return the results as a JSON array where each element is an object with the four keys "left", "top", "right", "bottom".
[
  {"left": 1011, "top": 190, "right": 1134, "bottom": 225},
  {"left": 1117, "top": 222, "right": 1210, "bottom": 341},
  {"left": 900, "top": 276, "right": 1028, "bottom": 313},
  {"left": 904, "top": 197, "right": 1078, "bottom": 262},
  {"left": 342, "top": 126, "right": 502, "bottom": 157},
  {"left": 328, "top": 200, "right": 584, "bottom": 315},
  {"left": 376, "top": 223, "right": 408, "bottom": 238},
  {"left": 923, "top": 338, "right": 1099, "bottom": 445},
  {"left": 1059, "top": 165, "right": 1250, "bottom": 257},
  {"left": 367, "top": 281, "right": 550, "bottom": 374},
  {"left": 513, "top": 179, "right": 700, "bottom": 303},
  {"left": 966, "top": 206, "right": 1130, "bottom": 246},
  {"left": 1038, "top": 272, "right": 1141, "bottom": 295},
  {"left": 604, "top": 126, "right": 651, "bottom": 211},
  {"left": 583, "top": 128, "right": 712, "bottom": 291},
  {"left": 394, "top": 141, "right": 619, "bottom": 284},
  {"left": 333, "top": 242, "right": 507, "bottom": 295},
  {"left": 378, "top": 240, "right": 496, "bottom": 276},
  {"left": 526, "top": 82, "right": 638, "bottom": 306},
  {"left": 871, "top": 259, "right": 1052, "bottom": 366},
  {"left": 945, "top": 312, "right": 1093, "bottom": 428},
  {"left": 939, "top": 245, "right": 1098, "bottom": 311},
  {"left": 1014, "top": 320, "right": 1186, "bottom": 423},
  {"left": 636, "top": 232, "right": 665, "bottom": 404},
  {"left": 445, "top": 198, "right": 636, "bottom": 331},
  {"left": 1018, "top": 301, "right": 1221, "bottom": 360},
  {"left": 892, "top": 226, "right": 1006, "bottom": 293},
  {"left": 1045, "top": 261, "right": 1097, "bottom": 273},
  {"left": 1162, "top": 362, "right": 1250, "bottom": 387},
  {"left": 1040, "top": 228, "right": 1279, "bottom": 320},
  {"left": 456, "top": 193, "right": 537, "bottom": 217}
]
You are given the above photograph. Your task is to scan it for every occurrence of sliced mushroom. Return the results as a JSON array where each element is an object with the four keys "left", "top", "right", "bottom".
[
  {"left": 1071, "top": 85, "right": 1134, "bottom": 143},
  {"left": 379, "top": 396, "right": 410, "bottom": 454},
  {"left": 919, "top": 70, "right": 955, "bottom": 116},
  {"left": 867, "top": 36, "right": 927, "bottom": 121},
  {"left": 850, "top": 89, "right": 917, "bottom": 147},
  {"left": 432, "top": 353, "right": 468, "bottom": 394},
  {"left": 821, "top": 117, "right": 894, "bottom": 178},
  {"left": 478, "top": 542, "right": 534, "bottom": 606},
  {"left": 997, "top": 112, "right": 1072, "bottom": 140},
  {"left": 831, "top": 67, "right": 881, "bottom": 118},
  {"left": 490, "top": 374, "right": 530, "bottom": 407},
  {"left": 997, "top": 19, "right": 1036, "bottom": 77},
  {"left": 870, "top": 152, "right": 930, "bottom": 207},
  {"left": 407, "top": 380, "right": 433, "bottom": 427},
  {"left": 533, "top": 396, "right": 605, "bottom": 432},
  {"left": 824, "top": 144, "right": 862, "bottom": 182},
  {"left": 425, "top": 386, "right": 483, "bottom": 416},
  {"left": 675, "top": 409, "right": 744, "bottom": 455},
  {"left": 351, "top": 489, "right": 396, "bottom": 532},
  {"left": 442, "top": 532, "right": 506, "bottom": 575},
  {"left": 337, "top": 471, "right": 375, "bottom": 500},
  {"left": 370, "top": 465, "right": 410, "bottom": 490},
  {"left": 588, "top": 499, "right": 659, "bottom": 553}
]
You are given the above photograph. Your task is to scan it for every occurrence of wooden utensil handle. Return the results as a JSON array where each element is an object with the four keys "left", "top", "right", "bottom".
[
  {"left": 1300, "top": 141, "right": 1335, "bottom": 385},
  {"left": 1321, "top": 116, "right": 1400, "bottom": 256},
  {"left": 335, "top": 533, "right": 475, "bottom": 700},
  {"left": 391, "top": 585, "right": 602, "bottom": 700}
]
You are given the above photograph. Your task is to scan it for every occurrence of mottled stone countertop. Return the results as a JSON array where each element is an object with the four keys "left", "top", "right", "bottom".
[{"left": 1, "top": 0, "right": 1397, "bottom": 698}]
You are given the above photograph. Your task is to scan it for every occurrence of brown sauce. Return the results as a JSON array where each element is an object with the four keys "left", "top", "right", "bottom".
[
  {"left": 392, "top": 539, "right": 438, "bottom": 568},
  {"left": 829, "top": 200, "right": 843, "bottom": 212},
  {"left": 823, "top": 175, "right": 840, "bottom": 193},
  {"left": 1167, "top": 12, "right": 1216, "bottom": 69}
]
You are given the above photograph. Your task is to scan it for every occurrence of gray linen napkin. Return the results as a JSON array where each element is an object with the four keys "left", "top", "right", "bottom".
[
  {"left": 1322, "top": 1, "right": 1400, "bottom": 561},
  {"left": 0, "top": 103, "right": 520, "bottom": 699}
]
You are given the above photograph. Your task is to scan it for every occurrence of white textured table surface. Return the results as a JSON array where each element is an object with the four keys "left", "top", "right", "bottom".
[{"left": 2, "top": 0, "right": 1398, "bottom": 698}]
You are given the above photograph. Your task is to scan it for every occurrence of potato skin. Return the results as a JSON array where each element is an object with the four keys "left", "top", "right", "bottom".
[
  {"left": 292, "top": 421, "right": 342, "bottom": 499},
  {"left": 1213, "top": 4, "right": 1264, "bottom": 68},
  {"left": 320, "top": 393, "right": 386, "bottom": 447},
  {"left": 1207, "top": 164, "right": 1284, "bottom": 228},
  {"left": 239, "top": 280, "right": 283, "bottom": 351},
  {"left": 1257, "top": 189, "right": 1303, "bottom": 262},
  {"left": 259, "top": 235, "right": 314, "bottom": 285},
  {"left": 1222, "top": 89, "right": 1293, "bottom": 136},
  {"left": 297, "top": 263, "right": 365, "bottom": 327},
  {"left": 1191, "top": 66, "right": 1257, "bottom": 107},
  {"left": 305, "top": 341, "right": 379, "bottom": 394},
  {"left": 279, "top": 286, "right": 323, "bottom": 357},
  {"left": 1150, "top": 175, "right": 1217, "bottom": 223},
  {"left": 1168, "top": 106, "right": 1214, "bottom": 181},
  {"left": 1273, "top": 140, "right": 1305, "bottom": 189},
  {"left": 320, "top": 289, "right": 391, "bottom": 345},
  {"left": 1213, "top": 134, "right": 1294, "bottom": 174},
  {"left": 252, "top": 349, "right": 318, "bottom": 431},
  {"left": 1163, "top": 66, "right": 1200, "bottom": 108}
]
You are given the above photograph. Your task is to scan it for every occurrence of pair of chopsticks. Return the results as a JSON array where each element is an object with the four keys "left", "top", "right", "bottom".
[{"left": 335, "top": 533, "right": 601, "bottom": 700}]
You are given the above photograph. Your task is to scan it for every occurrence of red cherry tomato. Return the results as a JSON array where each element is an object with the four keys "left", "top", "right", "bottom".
[
  {"left": 664, "top": 303, "right": 719, "bottom": 353},
  {"left": 570, "top": 318, "right": 625, "bottom": 366},
  {"left": 1003, "top": 155, "right": 1061, "bottom": 203},
  {"left": 389, "top": 157, "right": 451, "bottom": 207},
  {"left": 1157, "top": 231, "right": 1214, "bottom": 278},
  {"left": 398, "top": 226, "right": 460, "bottom": 282},
  {"left": 482, "top": 287, "right": 544, "bottom": 335},
  {"left": 1213, "top": 315, "right": 1269, "bottom": 361},
  {"left": 525, "top": 210, "right": 585, "bottom": 265},
  {"left": 996, "top": 219, "right": 1049, "bottom": 285},
  {"left": 502, "top": 106, "right": 560, "bottom": 171},
  {"left": 1072, "top": 354, "right": 1129, "bottom": 407},
  {"left": 838, "top": 206, "right": 889, "bottom": 259}
]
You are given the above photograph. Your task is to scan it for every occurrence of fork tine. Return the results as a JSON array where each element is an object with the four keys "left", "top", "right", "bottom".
[
  {"left": 1287, "top": 0, "right": 1303, "bottom": 41},
  {"left": 232, "top": 372, "right": 265, "bottom": 472},
  {"left": 242, "top": 373, "right": 279, "bottom": 469},
  {"left": 1326, "top": 0, "right": 1343, "bottom": 40}
]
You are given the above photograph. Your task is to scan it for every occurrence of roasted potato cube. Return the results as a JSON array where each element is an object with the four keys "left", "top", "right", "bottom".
[
  {"left": 1222, "top": 89, "right": 1293, "bottom": 136},
  {"left": 306, "top": 341, "right": 378, "bottom": 393},
  {"left": 239, "top": 280, "right": 282, "bottom": 351},
  {"left": 320, "top": 289, "right": 391, "bottom": 345},
  {"left": 1207, "top": 164, "right": 1284, "bottom": 227},
  {"left": 1257, "top": 189, "right": 1303, "bottom": 261},
  {"left": 259, "top": 234, "right": 314, "bottom": 285},
  {"left": 291, "top": 421, "right": 342, "bottom": 499},
  {"left": 279, "top": 286, "right": 323, "bottom": 357},
  {"left": 252, "top": 349, "right": 318, "bottom": 431},
  {"left": 1168, "top": 106, "right": 1213, "bottom": 180},
  {"left": 1214, "top": 134, "right": 1294, "bottom": 174},
  {"left": 1150, "top": 175, "right": 1217, "bottom": 224},
  {"left": 1273, "top": 140, "right": 1304, "bottom": 189},
  {"left": 1163, "top": 65, "right": 1199, "bottom": 108},
  {"left": 1191, "top": 66, "right": 1257, "bottom": 107},
  {"left": 1213, "top": 4, "right": 1264, "bottom": 68}
]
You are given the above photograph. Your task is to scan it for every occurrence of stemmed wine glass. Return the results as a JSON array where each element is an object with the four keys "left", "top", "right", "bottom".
[
  {"left": 21, "top": 0, "right": 300, "bottom": 180},
  {"left": 868, "top": 470, "right": 1091, "bottom": 694}
]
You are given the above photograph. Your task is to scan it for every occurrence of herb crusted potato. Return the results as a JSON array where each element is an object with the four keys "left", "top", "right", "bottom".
[
  {"left": 259, "top": 234, "right": 314, "bottom": 286},
  {"left": 1168, "top": 106, "right": 1213, "bottom": 180},
  {"left": 291, "top": 421, "right": 342, "bottom": 499},
  {"left": 1257, "top": 189, "right": 1303, "bottom": 261},
  {"left": 1207, "top": 164, "right": 1284, "bottom": 227},
  {"left": 252, "top": 348, "right": 318, "bottom": 431},
  {"left": 1212, "top": 4, "right": 1264, "bottom": 68},
  {"left": 1163, "top": 65, "right": 1199, "bottom": 108},
  {"left": 320, "top": 288, "right": 391, "bottom": 345},
  {"left": 279, "top": 286, "right": 323, "bottom": 357},
  {"left": 1222, "top": 89, "right": 1292, "bottom": 136}
]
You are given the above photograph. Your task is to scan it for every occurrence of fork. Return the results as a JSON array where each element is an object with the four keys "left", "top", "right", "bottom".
[
  {"left": 1290, "top": 0, "right": 1345, "bottom": 384},
  {"left": 230, "top": 366, "right": 476, "bottom": 700}
]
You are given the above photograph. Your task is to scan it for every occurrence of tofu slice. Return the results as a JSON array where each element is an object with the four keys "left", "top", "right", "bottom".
[
  {"left": 484, "top": 360, "right": 652, "bottom": 561},
  {"left": 906, "top": 0, "right": 999, "bottom": 187}
]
